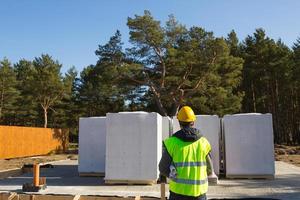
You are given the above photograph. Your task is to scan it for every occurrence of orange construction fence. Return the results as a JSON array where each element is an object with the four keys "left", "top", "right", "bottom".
[{"left": 0, "top": 126, "right": 69, "bottom": 159}]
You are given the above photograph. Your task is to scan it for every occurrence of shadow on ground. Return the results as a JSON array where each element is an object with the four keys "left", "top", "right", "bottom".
[{"left": 0, "top": 165, "right": 104, "bottom": 187}]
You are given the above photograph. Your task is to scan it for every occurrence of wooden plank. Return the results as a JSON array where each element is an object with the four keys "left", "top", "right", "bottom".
[
  {"left": 73, "top": 195, "right": 81, "bottom": 200},
  {"left": 160, "top": 183, "right": 165, "bottom": 200},
  {"left": 26, "top": 194, "right": 74, "bottom": 200},
  {"left": 1, "top": 193, "right": 161, "bottom": 200},
  {"left": 105, "top": 180, "right": 156, "bottom": 185},
  {"left": 8, "top": 193, "right": 17, "bottom": 200},
  {"left": 79, "top": 197, "right": 135, "bottom": 200}
]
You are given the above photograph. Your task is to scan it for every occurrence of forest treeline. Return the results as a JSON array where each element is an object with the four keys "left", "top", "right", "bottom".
[{"left": 0, "top": 11, "right": 299, "bottom": 144}]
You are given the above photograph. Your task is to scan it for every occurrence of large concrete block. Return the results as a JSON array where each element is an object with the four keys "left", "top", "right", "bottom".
[
  {"left": 223, "top": 113, "right": 275, "bottom": 178},
  {"left": 78, "top": 117, "right": 106, "bottom": 174},
  {"left": 194, "top": 115, "right": 220, "bottom": 175},
  {"left": 171, "top": 115, "right": 220, "bottom": 175},
  {"left": 162, "top": 116, "right": 171, "bottom": 140},
  {"left": 105, "top": 112, "right": 162, "bottom": 182},
  {"left": 172, "top": 117, "right": 181, "bottom": 133}
]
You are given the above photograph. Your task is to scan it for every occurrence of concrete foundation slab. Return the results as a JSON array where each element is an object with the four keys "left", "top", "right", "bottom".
[{"left": 0, "top": 160, "right": 299, "bottom": 200}]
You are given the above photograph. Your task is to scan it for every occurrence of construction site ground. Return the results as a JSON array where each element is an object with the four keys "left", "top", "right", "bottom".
[
  {"left": 0, "top": 154, "right": 78, "bottom": 171},
  {"left": 0, "top": 159, "right": 299, "bottom": 200},
  {"left": 274, "top": 145, "right": 300, "bottom": 167},
  {"left": 1, "top": 145, "right": 300, "bottom": 199}
]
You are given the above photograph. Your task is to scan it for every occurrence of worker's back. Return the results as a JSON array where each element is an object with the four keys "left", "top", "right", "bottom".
[
  {"left": 159, "top": 106, "right": 212, "bottom": 200},
  {"left": 164, "top": 127, "right": 211, "bottom": 199}
]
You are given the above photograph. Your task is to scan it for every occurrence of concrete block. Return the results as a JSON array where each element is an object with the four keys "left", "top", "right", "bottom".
[
  {"left": 172, "top": 117, "right": 181, "bottom": 133},
  {"left": 162, "top": 116, "right": 171, "bottom": 140},
  {"left": 171, "top": 115, "right": 220, "bottom": 175},
  {"left": 105, "top": 112, "right": 162, "bottom": 182},
  {"left": 194, "top": 115, "right": 220, "bottom": 175},
  {"left": 78, "top": 117, "right": 106, "bottom": 174},
  {"left": 223, "top": 113, "right": 275, "bottom": 177}
]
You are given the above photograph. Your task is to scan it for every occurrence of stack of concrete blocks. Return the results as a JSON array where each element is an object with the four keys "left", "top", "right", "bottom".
[
  {"left": 223, "top": 113, "right": 275, "bottom": 178},
  {"left": 78, "top": 117, "right": 106, "bottom": 176},
  {"left": 105, "top": 112, "right": 162, "bottom": 184},
  {"left": 171, "top": 116, "right": 220, "bottom": 175}
]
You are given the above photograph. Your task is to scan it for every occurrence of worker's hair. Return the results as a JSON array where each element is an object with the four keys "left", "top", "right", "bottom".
[{"left": 179, "top": 121, "right": 194, "bottom": 128}]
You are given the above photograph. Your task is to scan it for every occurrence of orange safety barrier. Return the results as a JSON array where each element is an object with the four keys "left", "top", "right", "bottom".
[{"left": 0, "top": 126, "right": 68, "bottom": 159}]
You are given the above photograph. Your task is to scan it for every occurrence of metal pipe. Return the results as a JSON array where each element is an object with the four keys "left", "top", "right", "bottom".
[{"left": 33, "top": 164, "right": 40, "bottom": 187}]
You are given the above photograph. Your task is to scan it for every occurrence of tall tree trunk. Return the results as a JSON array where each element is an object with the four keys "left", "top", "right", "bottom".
[
  {"left": 43, "top": 107, "right": 48, "bottom": 128},
  {"left": 0, "top": 84, "right": 4, "bottom": 120},
  {"left": 296, "top": 88, "right": 299, "bottom": 144},
  {"left": 149, "top": 85, "right": 168, "bottom": 116},
  {"left": 251, "top": 81, "right": 257, "bottom": 113},
  {"left": 270, "top": 79, "right": 280, "bottom": 143}
]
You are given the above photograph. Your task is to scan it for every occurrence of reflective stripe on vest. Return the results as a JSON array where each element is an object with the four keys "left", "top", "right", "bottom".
[
  {"left": 171, "top": 177, "right": 208, "bottom": 185},
  {"left": 164, "top": 136, "right": 211, "bottom": 197},
  {"left": 174, "top": 161, "right": 206, "bottom": 168}
]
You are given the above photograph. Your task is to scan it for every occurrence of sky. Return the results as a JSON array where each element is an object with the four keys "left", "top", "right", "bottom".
[{"left": 1, "top": 0, "right": 300, "bottom": 73}]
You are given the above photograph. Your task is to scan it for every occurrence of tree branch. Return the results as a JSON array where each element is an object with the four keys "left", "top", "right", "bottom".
[
  {"left": 184, "top": 78, "right": 205, "bottom": 97},
  {"left": 152, "top": 46, "right": 166, "bottom": 88},
  {"left": 176, "top": 65, "right": 193, "bottom": 91}
]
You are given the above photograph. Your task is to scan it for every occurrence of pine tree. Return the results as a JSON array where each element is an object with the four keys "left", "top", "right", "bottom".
[
  {"left": 14, "top": 59, "right": 39, "bottom": 126},
  {"left": 240, "top": 29, "right": 295, "bottom": 144},
  {"left": 0, "top": 58, "right": 19, "bottom": 124},
  {"left": 124, "top": 11, "right": 244, "bottom": 116},
  {"left": 30, "top": 54, "right": 66, "bottom": 128},
  {"left": 78, "top": 31, "right": 128, "bottom": 116}
]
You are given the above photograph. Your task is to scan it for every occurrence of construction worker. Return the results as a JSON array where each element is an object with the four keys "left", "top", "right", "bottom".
[{"left": 159, "top": 106, "right": 216, "bottom": 200}]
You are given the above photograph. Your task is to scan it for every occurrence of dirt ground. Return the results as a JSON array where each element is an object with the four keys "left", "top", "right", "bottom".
[
  {"left": 0, "top": 153, "right": 78, "bottom": 171},
  {"left": 274, "top": 144, "right": 300, "bottom": 167}
]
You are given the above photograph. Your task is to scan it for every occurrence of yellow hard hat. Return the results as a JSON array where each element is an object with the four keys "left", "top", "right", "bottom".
[{"left": 177, "top": 106, "right": 196, "bottom": 122}]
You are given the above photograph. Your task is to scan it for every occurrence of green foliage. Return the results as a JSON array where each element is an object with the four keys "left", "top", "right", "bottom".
[
  {"left": 0, "top": 58, "right": 19, "bottom": 124},
  {"left": 14, "top": 59, "right": 39, "bottom": 126},
  {"left": 240, "top": 28, "right": 299, "bottom": 144},
  {"left": 30, "top": 54, "right": 67, "bottom": 127},
  {"left": 77, "top": 31, "right": 128, "bottom": 116},
  {"left": 124, "top": 11, "right": 244, "bottom": 116}
]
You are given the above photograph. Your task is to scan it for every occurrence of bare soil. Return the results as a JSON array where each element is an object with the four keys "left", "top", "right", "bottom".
[
  {"left": 274, "top": 144, "right": 300, "bottom": 167},
  {"left": 0, "top": 153, "right": 78, "bottom": 171}
]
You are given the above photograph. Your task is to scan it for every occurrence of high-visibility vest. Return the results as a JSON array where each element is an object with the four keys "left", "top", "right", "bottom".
[{"left": 164, "top": 136, "right": 211, "bottom": 197}]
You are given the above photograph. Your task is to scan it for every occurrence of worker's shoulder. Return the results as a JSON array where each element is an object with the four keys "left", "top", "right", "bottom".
[
  {"left": 198, "top": 136, "right": 211, "bottom": 149},
  {"left": 199, "top": 136, "right": 210, "bottom": 142}
]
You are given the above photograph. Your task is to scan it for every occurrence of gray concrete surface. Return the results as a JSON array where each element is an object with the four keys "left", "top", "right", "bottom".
[{"left": 0, "top": 160, "right": 299, "bottom": 200}]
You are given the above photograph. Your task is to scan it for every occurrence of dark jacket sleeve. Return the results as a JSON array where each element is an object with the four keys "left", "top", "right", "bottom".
[
  {"left": 159, "top": 142, "right": 172, "bottom": 177},
  {"left": 206, "top": 152, "right": 214, "bottom": 175}
]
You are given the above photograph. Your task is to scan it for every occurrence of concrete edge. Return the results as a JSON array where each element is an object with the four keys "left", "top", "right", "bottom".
[
  {"left": 0, "top": 168, "right": 23, "bottom": 179},
  {"left": 0, "top": 192, "right": 161, "bottom": 200}
]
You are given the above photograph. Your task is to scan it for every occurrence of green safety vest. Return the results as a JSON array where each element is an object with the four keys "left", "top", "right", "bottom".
[{"left": 164, "top": 136, "right": 211, "bottom": 197}]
